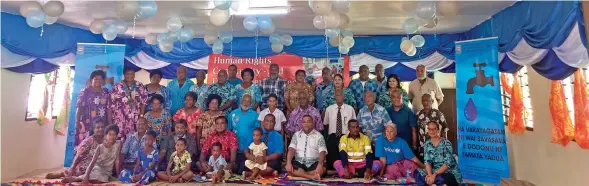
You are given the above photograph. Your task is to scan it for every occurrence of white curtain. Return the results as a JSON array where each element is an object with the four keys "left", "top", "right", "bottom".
[{"left": 125, "top": 51, "right": 171, "bottom": 70}]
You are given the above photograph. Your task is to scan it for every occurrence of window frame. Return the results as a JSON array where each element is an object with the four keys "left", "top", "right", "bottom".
[
  {"left": 24, "top": 67, "right": 73, "bottom": 121},
  {"left": 500, "top": 67, "right": 534, "bottom": 131}
]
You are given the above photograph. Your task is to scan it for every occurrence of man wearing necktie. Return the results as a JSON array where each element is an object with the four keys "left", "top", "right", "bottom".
[{"left": 323, "top": 91, "right": 356, "bottom": 171}]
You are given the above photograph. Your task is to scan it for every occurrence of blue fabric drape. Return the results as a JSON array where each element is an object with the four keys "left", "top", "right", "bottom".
[
  {"left": 530, "top": 50, "right": 578, "bottom": 80},
  {"left": 498, "top": 57, "right": 523, "bottom": 74},
  {"left": 5, "top": 58, "right": 58, "bottom": 74}
]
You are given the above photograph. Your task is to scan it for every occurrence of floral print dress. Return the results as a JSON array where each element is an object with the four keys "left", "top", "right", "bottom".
[
  {"left": 418, "top": 138, "right": 462, "bottom": 183},
  {"left": 195, "top": 111, "right": 225, "bottom": 143},
  {"left": 75, "top": 87, "right": 109, "bottom": 146},
  {"left": 145, "top": 110, "right": 172, "bottom": 137},
  {"left": 320, "top": 86, "right": 356, "bottom": 111},
  {"left": 235, "top": 83, "right": 262, "bottom": 109},
  {"left": 416, "top": 109, "right": 448, "bottom": 157},
  {"left": 146, "top": 85, "right": 172, "bottom": 114},
  {"left": 285, "top": 82, "right": 314, "bottom": 115},
  {"left": 377, "top": 88, "right": 410, "bottom": 108},
  {"left": 72, "top": 137, "right": 100, "bottom": 176},
  {"left": 173, "top": 108, "right": 203, "bottom": 136},
  {"left": 110, "top": 81, "right": 149, "bottom": 138}
]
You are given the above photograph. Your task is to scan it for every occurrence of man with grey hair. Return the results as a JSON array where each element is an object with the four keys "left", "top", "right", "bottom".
[
  {"left": 356, "top": 90, "right": 391, "bottom": 143},
  {"left": 408, "top": 65, "right": 444, "bottom": 113},
  {"left": 375, "top": 122, "right": 425, "bottom": 180},
  {"left": 386, "top": 90, "right": 417, "bottom": 149}
]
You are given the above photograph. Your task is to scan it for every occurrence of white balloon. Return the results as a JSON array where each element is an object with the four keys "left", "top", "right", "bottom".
[
  {"left": 324, "top": 12, "right": 341, "bottom": 29},
  {"left": 44, "top": 16, "right": 58, "bottom": 25},
  {"left": 438, "top": 1, "right": 459, "bottom": 17},
  {"left": 167, "top": 31, "right": 179, "bottom": 42},
  {"left": 204, "top": 33, "right": 219, "bottom": 45},
  {"left": 313, "top": 15, "right": 326, "bottom": 29},
  {"left": 214, "top": 0, "right": 232, "bottom": 10},
  {"left": 329, "top": 36, "right": 342, "bottom": 47},
  {"left": 20, "top": 1, "right": 42, "bottom": 17},
  {"left": 410, "top": 35, "right": 425, "bottom": 47},
  {"left": 423, "top": 17, "right": 438, "bottom": 29},
  {"left": 212, "top": 40, "right": 224, "bottom": 54},
  {"left": 400, "top": 39, "right": 415, "bottom": 53},
  {"left": 113, "top": 20, "right": 128, "bottom": 34},
  {"left": 332, "top": 0, "right": 350, "bottom": 13},
  {"left": 271, "top": 43, "right": 284, "bottom": 53},
  {"left": 159, "top": 41, "right": 174, "bottom": 52},
  {"left": 167, "top": 17, "right": 182, "bottom": 32},
  {"left": 341, "top": 36, "right": 355, "bottom": 48},
  {"left": 401, "top": 37, "right": 409, "bottom": 41},
  {"left": 310, "top": 1, "right": 332, "bottom": 15},
  {"left": 231, "top": 0, "right": 248, "bottom": 12},
  {"left": 325, "top": 28, "right": 340, "bottom": 38},
  {"left": 269, "top": 33, "right": 281, "bottom": 44},
  {"left": 341, "top": 30, "right": 353, "bottom": 37},
  {"left": 338, "top": 13, "right": 350, "bottom": 29},
  {"left": 406, "top": 46, "right": 417, "bottom": 56},
  {"left": 338, "top": 45, "right": 350, "bottom": 54},
  {"left": 260, "top": 23, "right": 276, "bottom": 34},
  {"left": 116, "top": 1, "right": 140, "bottom": 21},
  {"left": 416, "top": 1, "right": 436, "bottom": 19},
  {"left": 209, "top": 8, "right": 231, "bottom": 26},
  {"left": 403, "top": 18, "right": 419, "bottom": 34},
  {"left": 89, "top": 20, "right": 105, "bottom": 34},
  {"left": 43, "top": 1, "right": 65, "bottom": 17},
  {"left": 145, "top": 33, "right": 158, "bottom": 45},
  {"left": 280, "top": 35, "right": 293, "bottom": 46}
]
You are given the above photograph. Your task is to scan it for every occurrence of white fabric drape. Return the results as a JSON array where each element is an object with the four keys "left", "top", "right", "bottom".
[
  {"left": 1, "top": 45, "right": 36, "bottom": 68},
  {"left": 125, "top": 51, "right": 171, "bottom": 70},
  {"left": 181, "top": 56, "right": 209, "bottom": 69},
  {"left": 349, "top": 53, "right": 397, "bottom": 71},
  {"left": 505, "top": 38, "right": 549, "bottom": 66},
  {"left": 350, "top": 52, "right": 453, "bottom": 71},
  {"left": 552, "top": 23, "right": 589, "bottom": 68},
  {"left": 44, "top": 53, "right": 76, "bottom": 66}
]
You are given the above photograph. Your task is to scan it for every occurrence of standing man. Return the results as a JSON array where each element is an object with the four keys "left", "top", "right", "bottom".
[
  {"left": 315, "top": 67, "right": 333, "bottom": 114},
  {"left": 357, "top": 91, "right": 391, "bottom": 143},
  {"left": 227, "top": 64, "right": 243, "bottom": 86},
  {"left": 190, "top": 71, "right": 209, "bottom": 110},
  {"left": 227, "top": 94, "right": 260, "bottom": 173},
  {"left": 375, "top": 64, "right": 386, "bottom": 91},
  {"left": 168, "top": 66, "right": 195, "bottom": 115},
  {"left": 408, "top": 65, "right": 444, "bottom": 113},
  {"left": 349, "top": 65, "right": 380, "bottom": 109},
  {"left": 323, "top": 91, "right": 356, "bottom": 171},
  {"left": 207, "top": 69, "right": 237, "bottom": 116},
  {"left": 261, "top": 64, "right": 287, "bottom": 111},
  {"left": 386, "top": 90, "right": 417, "bottom": 149}
]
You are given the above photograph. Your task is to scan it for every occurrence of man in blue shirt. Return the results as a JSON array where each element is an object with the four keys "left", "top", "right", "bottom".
[
  {"left": 227, "top": 64, "right": 243, "bottom": 86},
  {"left": 315, "top": 67, "right": 333, "bottom": 113},
  {"left": 244, "top": 114, "right": 284, "bottom": 177},
  {"left": 227, "top": 94, "right": 260, "bottom": 173},
  {"left": 168, "top": 66, "right": 195, "bottom": 114},
  {"left": 375, "top": 123, "right": 425, "bottom": 180},
  {"left": 348, "top": 65, "right": 379, "bottom": 109},
  {"left": 386, "top": 90, "right": 417, "bottom": 149}
]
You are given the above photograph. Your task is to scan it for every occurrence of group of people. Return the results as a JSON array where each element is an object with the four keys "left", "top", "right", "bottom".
[{"left": 45, "top": 63, "right": 461, "bottom": 186}]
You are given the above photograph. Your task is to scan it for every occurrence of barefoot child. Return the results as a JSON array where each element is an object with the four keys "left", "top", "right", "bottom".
[
  {"left": 243, "top": 128, "right": 268, "bottom": 181},
  {"left": 119, "top": 130, "right": 159, "bottom": 184},
  {"left": 62, "top": 125, "right": 121, "bottom": 184},
  {"left": 157, "top": 138, "right": 195, "bottom": 183},
  {"left": 205, "top": 142, "right": 231, "bottom": 183}
]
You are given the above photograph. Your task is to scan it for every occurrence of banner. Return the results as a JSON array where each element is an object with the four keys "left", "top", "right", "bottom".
[
  {"left": 64, "top": 43, "right": 125, "bottom": 167},
  {"left": 207, "top": 54, "right": 349, "bottom": 86},
  {"left": 455, "top": 37, "right": 509, "bottom": 184}
]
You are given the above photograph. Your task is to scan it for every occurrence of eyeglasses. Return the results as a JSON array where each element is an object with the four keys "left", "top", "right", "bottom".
[{"left": 427, "top": 128, "right": 439, "bottom": 131}]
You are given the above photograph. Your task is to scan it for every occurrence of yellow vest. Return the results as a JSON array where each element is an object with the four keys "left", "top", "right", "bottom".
[{"left": 339, "top": 133, "right": 372, "bottom": 162}]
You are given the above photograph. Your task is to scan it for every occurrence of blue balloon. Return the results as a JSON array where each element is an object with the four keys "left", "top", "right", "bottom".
[
  {"left": 403, "top": 18, "right": 419, "bottom": 34},
  {"left": 214, "top": 0, "right": 232, "bottom": 10},
  {"left": 102, "top": 24, "right": 118, "bottom": 41},
  {"left": 178, "top": 28, "right": 194, "bottom": 42},
  {"left": 157, "top": 33, "right": 170, "bottom": 44},
  {"left": 269, "top": 33, "right": 281, "bottom": 44},
  {"left": 243, "top": 16, "right": 258, "bottom": 32},
  {"left": 167, "top": 31, "right": 179, "bottom": 42},
  {"left": 26, "top": 10, "right": 46, "bottom": 28},
  {"left": 138, "top": 1, "right": 158, "bottom": 18},
  {"left": 212, "top": 40, "right": 224, "bottom": 54},
  {"left": 341, "top": 30, "right": 354, "bottom": 37},
  {"left": 410, "top": 35, "right": 425, "bottom": 47},
  {"left": 220, "top": 32, "right": 233, "bottom": 43},
  {"left": 257, "top": 16, "right": 273, "bottom": 30}
]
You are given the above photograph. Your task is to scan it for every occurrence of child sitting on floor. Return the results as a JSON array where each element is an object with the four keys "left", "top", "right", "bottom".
[
  {"left": 243, "top": 127, "right": 268, "bottom": 181},
  {"left": 157, "top": 138, "right": 194, "bottom": 183},
  {"left": 119, "top": 130, "right": 159, "bottom": 184},
  {"left": 205, "top": 142, "right": 231, "bottom": 184},
  {"left": 62, "top": 125, "right": 121, "bottom": 184}
]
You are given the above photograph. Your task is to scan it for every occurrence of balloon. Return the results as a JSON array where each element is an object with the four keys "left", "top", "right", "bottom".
[
  {"left": 138, "top": 1, "right": 158, "bottom": 18},
  {"left": 210, "top": 8, "right": 230, "bottom": 26},
  {"left": 325, "top": 28, "right": 340, "bottom": 38},
  {"left": 329, "top": 36, "right": 342, "bottom": 46},
  {"left": 423, "top": 17, "right": 438, "bottom": 28},
  {"left": 338, "top": 13, "right": 350, "bottom": 29},
  {"left": 280, "top": 35, "right": 293, "bottom": 46},
  {"left": 257, "top": 16, "right": 273, "bottom": 30},
  {"left": 102, "top": 24, "right": 118, "bottom": 41},
  {"left": 159, "top": 41, "right": 174, "bottom": 52},
  {"left": 416, "top": 1, "right": 436, "bottom": 19},
  {"left": 113, "top": 20, "right": 128, "bottom": 34},
  {"left": 204, "top": 33, "right": 218, "bottom": 45},
  {"left": 243, "top": 16, "right": 258, "bottom": 32},
  {"left": 313, "top": 15, "right": 326, "bottom": 29},
  {"left": 324, "top": 12, "right": 341, "bottom": 29},
  {"left": 167, "top": 17, "right": 182, "bottom": 32},
  {"left": 178, "top": 27, "right": 195, "bottom": 42},
  {"left": 406, "top": 46, "right": 417, "bottom": 56},
  {"left": 89, "top": 20, "right": 105, "bottom": 34},
  {"left": 167, "top": 31, "right": 179, "bottom": 42},
  {"left": 269, "top": 33, "right": 281, "bottom": 44},
  {"left": 403, "top": 18, "right": 419, "bottom": 34},
  {"left": 145, "top": 33, "right": 158, "bottom": 45},
  {"left": 341, "top": 36, "right": 355, "bottom": 48},
  {"left": 44, "top": 16, "right": 58, "bottom": 25},
  {"left": 220, "top": 32, "right": 233, "bottom": 43},
  {"left": 260, "top": 23, "right": 275, "bottom": 34},
  {"left": 438, "top": 1, "right": 459, "bottom": 17},
  {"left": 43, "top": 1, "right": 65, "bottom": 17},
  {"left": 338, "top": 45, "right": 350, "bottom": 54},
  {"left": 26, "top": 10, "right": 46, "bottom": 28},
  {"left": 401, "top": 37, "right": 409, "bottom": 41},
  {"left": 341, "top": 30, "right": 353, "bottom": 37},
  {"left": 212, "top": 40, "right": 224, "bottom": 54},
  {"left": 410, "top": 35, "right": 425, "bottom": 47},
  {"left": 157, "top": 33, "right": 171, "bottom": 44},
  {"left": 332, "top": 0, "right": 351, "bottom": 13},
  {"left": 271, "top": 43, "right": 284, "bottom": 53},
  {"left": 400, "top": 39, "right": 415, "bottom": 53},
  {"left": 310, "top": 1, "right": 332, "bottom": 15},
  {"left": 20, "top": 1, "right": 42, "bottom": 17},
  {"left": 214, "top": 0, "right": 232, "bottom": 10},
  {"left": 116, "top": 1, "right": 140, "bottom": 21}
]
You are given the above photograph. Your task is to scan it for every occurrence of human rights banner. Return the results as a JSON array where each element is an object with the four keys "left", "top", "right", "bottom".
[
  {"left": 455, "top": 37, "right": 509, "bottom": 184},
  {"left": 64, "top": 43, "right": 125, "bottom": 167}
]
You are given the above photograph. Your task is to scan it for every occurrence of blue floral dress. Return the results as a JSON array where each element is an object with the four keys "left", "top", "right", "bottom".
[
  {"left": 119, "top": 148, "right": 159, "bottom": 184},
  {"left": 235, "top": 83, "right": 262, "bottom": 109},
  {"left": 377, "top": 88, "right": 410, "bottom": 108},
  {"left": 320, "top": 86, "right": 357, "bottom": 111},
  {"left": 145, "top": 110, "right": 172, "bottom": 137},
  {"left": 146, "top": 85, "right": 172, "bottom": 114},
  {"left": 418, "top": 138, "right": 462, "bottom": 183}
]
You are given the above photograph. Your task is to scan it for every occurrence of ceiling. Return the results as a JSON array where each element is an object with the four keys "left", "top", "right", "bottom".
[{"left": 1, "top": 1, "right": 517, "bottom": 39}]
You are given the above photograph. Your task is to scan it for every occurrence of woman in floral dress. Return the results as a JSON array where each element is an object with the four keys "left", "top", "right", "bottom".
[
  {"left": 285, "top": 70, "right": 314, "bottom": 116},
  {"left": 321, "top": 74, "right": 356, "bottom": 111},
  {"left": 110, "top": 68, "right": 149, "bottom": 139},
  {"left": 416, "top": 93, "right": 448, "bottom": 158},
  {"left": 173, "top": 92, "right": 203, "bottom": 137},
  {"left": 145, "top": 94, "right": 172, "bottom": 138},
  {"left": 235, "top": 68, "right": 262, "bottom": 110},
  {"left": 417, "top": 121, "right": 462, "bottom": 186},
  {"left": 195, "top": 94, "right": 224, "bottom": 146},
  {"left": 145, "top": 70, "right": 172, "bottom": 114},
  {"left": 75, "top": 70, "right": 111, "bottom": 146},
  {"left": 377, "top": 74, "right": 410, "bottom": 108}
]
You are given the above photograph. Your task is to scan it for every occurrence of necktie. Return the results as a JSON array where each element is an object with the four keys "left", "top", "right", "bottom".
[
  {"left": 336, "top": 106, "right": 342, "bottom": 136},
  {"left": 263, "top": 132, "right": 269, "bottom": 144}
]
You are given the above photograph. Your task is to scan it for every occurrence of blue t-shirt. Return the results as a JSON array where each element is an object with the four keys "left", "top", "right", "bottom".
[
  {"left": 386, "top": 105, "right": 417, "bottom": 146},
  {"left": 375, "top": 136, "right": 415, "bottom": 165},
  {"left": 227, "top": 108, "right": 260, "bottom": 152},
  {"left": 262, "top": 128, "right": 284, "bottom": 155},
  {"left": 227, "top": 77, "right": 243, "bottom": 86}
]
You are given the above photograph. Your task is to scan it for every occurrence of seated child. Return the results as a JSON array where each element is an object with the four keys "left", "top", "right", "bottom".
[
  {"left": 243, "top": 128, "right": 268, "bottom": 181},
  {"left": 157, "top": 138, "right": 195, "bottom": 183},
  {"left": 62, "top": 125, "right": 121, "bottom": 184},
  {"left": 205, "top": 142, "right": 231, "bottom": 184},
  {"left": 119, "top": 130, "right": 159, "bottom": 184}
]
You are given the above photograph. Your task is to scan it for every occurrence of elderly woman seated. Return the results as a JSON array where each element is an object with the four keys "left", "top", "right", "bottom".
[
  {"left": 375, "top": 122, "right": 425, "bottom": 180},
  {"left": 416, "top": 121, "right": 462, "bottom": 186}
]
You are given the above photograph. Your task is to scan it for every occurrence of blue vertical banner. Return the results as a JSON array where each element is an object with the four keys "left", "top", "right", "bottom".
[
  {"left": 64, "top": 43, "right": 125, "bottom": 167},
  {"left": 455, "top": 37, "right": 509, "bottom": 184}
]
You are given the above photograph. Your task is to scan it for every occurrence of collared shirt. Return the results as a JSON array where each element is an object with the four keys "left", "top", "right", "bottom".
[
  {"left": 208, "top": 155, "right": 228, "bottom": 172},
  {"left": 160, "top": 133, "right": 196, "bottom": 161},
  {"left": 314, "top": 81, "right": 333, "bottom": 111},
  {"left": 227, "top": 108, "right": 260, "bottom": 152},
  {"left": 189, "top": 83, "right": 210, "bottom": 110},
  {"left": 378, "top": 88, "right": 410, "bottom": 108},
  {"left": 376, "top": 77, "right": 387, "bottom": 91},
  {"left": 202, "top": 130, "right": 238, "bottom": 160},
  {"left": 339, "top": 133, "right": 372, "bottom": 162},
  {"left": 416, "top": 109, "right": 448, "bottom": 156},
  {"left": 261, "top": 77, "right": 287, "bottom": 110},
  {"left": 387, "top": 105, "right": 417, "bottom": 146},
  {"left": 170, "top": 150, "right": 192, "bottom": 174},
  {"left": 348, "top": 79, "right": 380, "bottom": 109},
  {"left": 227, "top": 77, "right": 243, "bottom": 86},
  {"left": 357, "top": 104, "right": 392, "bottom": 142},
  {"left": 289, "top": 130, "right": 327, "bottom": 167},
  {"left": 408, "top": 78, "right": 444, "bottom": 113},
  {"left": 262, "top": 128, "right": 284, "bottom": 155},
  {"left": 258, "top": 108, "right": 287, "bottom": 131},
  {"left": 168, "top": 78, "right": 195, "bottom": 115},
  {"left": 286, "top": 106, "right": 323, "bottom": 133},
  {"left": 235, "top": 83, "right": 262, "bottom": 109},
  {"left": 375, "top": 136, "right": 415, "bottom": 165},
  {"left": 323, "top": 103, "right": 356, "bottom": 135},
  {"left": 121, "top": 132, "right": 148, "bottom": 163},
  {"left": 321, "top": 86, "right": 357, "bottom": 111},
  {"left": 207, "top": 82, "right": 237, "bottom": 116}
]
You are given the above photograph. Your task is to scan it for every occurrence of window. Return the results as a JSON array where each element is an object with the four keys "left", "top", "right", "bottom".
[
  {"left": 26, "top": 67, "right": 74, "bottom": 120},
  {"left": 561, "top": 67, "right": 588, "bottom": 128},
  {"left": 500, "top": 67, "right": 534, "bottom": 129}
]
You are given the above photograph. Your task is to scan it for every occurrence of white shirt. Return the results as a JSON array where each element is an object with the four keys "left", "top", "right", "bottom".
[
  {"left": 323, "top": 103, "right": 357, "bottom": 135},
  {"left": 258, "top": 108, "right": 286, "bottom": 131},
  {"left": 289, "top": 130, "right": 328, "bottom": 167},
  {"left": 360, "top": 80, "right": 367, "bottom": 88},
  {"left": 408, "top": 78, "right": 444, "bottom": 113}
]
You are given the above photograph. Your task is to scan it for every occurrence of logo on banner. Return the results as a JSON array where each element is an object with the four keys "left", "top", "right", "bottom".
[
  {"left": 456, "top": 45, "right": 462, "bottom": 54},
  {"left": 77, "top": 46, "right": 84, "bottom": 54}
]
